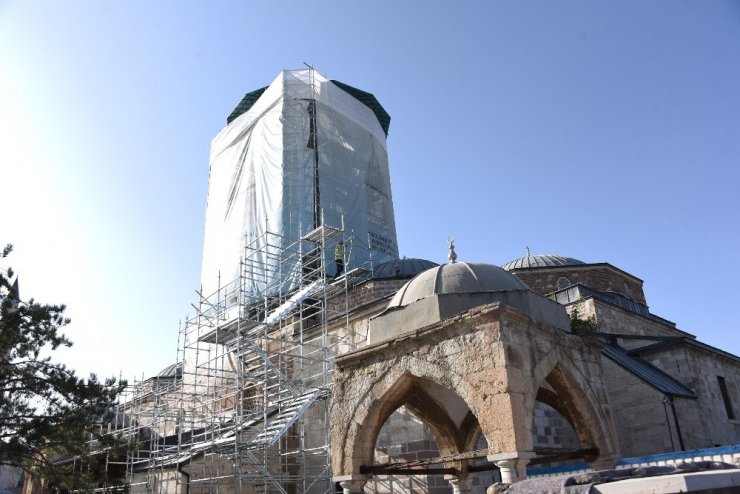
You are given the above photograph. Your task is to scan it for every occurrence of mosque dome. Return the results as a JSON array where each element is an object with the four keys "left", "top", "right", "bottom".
[
  {"left": 369, "top": 262, "right": 569, "bottom": 344},
  {"left": 155, "top": 362, "right": 183, "bottom": 380},
  {"left": 372, "top": 258, "right": 438, "bottom": 279},
  {"left": 501, "top": 254, "right": 585, "bottom": 271},
  {"left": 387, "top": 262, "right": 528, "bottom": 310}
]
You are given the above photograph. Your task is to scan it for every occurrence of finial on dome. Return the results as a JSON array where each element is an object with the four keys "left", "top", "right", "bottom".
[
  {"left": 448, "top": 236, "right": 457, "bottom": 264},
  {"left": 526, "top": 245, "right": 531, "bottom": 257}
]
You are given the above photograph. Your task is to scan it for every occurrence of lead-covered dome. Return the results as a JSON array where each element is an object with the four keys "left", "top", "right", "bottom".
[
  {"left": 502, "top": 254, "right": 585, "bottom": 271},
  {"left": 372, "top": 258, "right": 438, "bottom": 279},
  {"left": 387, "top": 262, "right": 528, "bottom": 310},
  {"left": 369, "top": 261, "right": 569, "bottom": 345},
  {"left": 155, "top": 362, "right": 183, "bottom": 380}
]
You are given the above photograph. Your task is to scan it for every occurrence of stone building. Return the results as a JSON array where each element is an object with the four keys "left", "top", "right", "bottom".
[
  {"left": 26, "top": 70, "right": 738, "bottom": 494},
  {"left": 502, "top": 253, "right": 740, "bottom": 457},
  {"left": 326, "top": 253, "right": 740, "bottom": 492}
]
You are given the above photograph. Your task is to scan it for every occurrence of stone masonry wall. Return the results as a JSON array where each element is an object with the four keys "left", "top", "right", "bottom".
[
  {"left": 327, "top": 279, "right": 407, "bottom": 316},
  {"left": 512, "top": 266, "right": 646, "bottom": 304},
  {"left": 532, "top": 401, "right": 580, "bottom": 451},
  {"left": 331, "top": 302, "right": 620, "bottom": 478},
  {"left": 569, "top": 299, "right": 684, "bottom": 348},
  {"left": 682, "top": 347, "right": 740, "bottom": 446},
  {"left": 574, "top": 298, "right": 740, "bottom": 453},
  {"left": 601, "top": 357, "right": 678, "bottom": 456},
  {"left": 638, "top": 344, "right": 740, "bottom": 450}
]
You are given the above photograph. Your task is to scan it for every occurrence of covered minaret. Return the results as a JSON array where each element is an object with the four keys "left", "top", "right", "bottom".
[{"left": 200, "top": 69, "right": 398, "bottom": 297}]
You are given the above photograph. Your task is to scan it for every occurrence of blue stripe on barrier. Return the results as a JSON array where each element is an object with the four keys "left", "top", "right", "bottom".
[
  {"left": 617, "top": 444, "right": 740, "bottom": 466},
  {"left": 527, "top": 444, "right": 740, "bottom": 477}
]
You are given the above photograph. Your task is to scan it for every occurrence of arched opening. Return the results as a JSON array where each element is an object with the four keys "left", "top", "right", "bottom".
[
  {"left": 528, "top": 363, "right": 614, "bottom": 469},
  {"left": 369, "top": 405, "right": 449, "bottom": 493},
  {"left": 532, "top": 398, "right": 580, "bottom": 451},
  {"left": 359, "top": 376, "right": 498, "bottom": 493},
  {"left": 531, "top": 393, "right": 582, "bottom": 469}
]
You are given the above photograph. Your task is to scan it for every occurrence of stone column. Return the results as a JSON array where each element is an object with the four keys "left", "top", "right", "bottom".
[
  {"left": 493, "top": 457, "right": 530, "bottom": 484},
  {"left": 444, "top": 474, "right": 471, "bottom": 494},
  {"left": 334, "top": 475, "right": 367, "bottom": 494}
]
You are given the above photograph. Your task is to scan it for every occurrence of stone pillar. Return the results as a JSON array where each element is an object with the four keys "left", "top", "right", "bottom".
[
  {"left": 444, "top": 474, "right": 471, "bottom": 494},
  {"left": 334, "top": 475, "right": 367, "bottom": 494},
  {"left": 493, "top": 457, "right": 530, "bottom": 484}
]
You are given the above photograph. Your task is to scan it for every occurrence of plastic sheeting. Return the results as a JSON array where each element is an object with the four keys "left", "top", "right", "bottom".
[{"left": 200, "top": 69, "right": 398, "bottom": 298}]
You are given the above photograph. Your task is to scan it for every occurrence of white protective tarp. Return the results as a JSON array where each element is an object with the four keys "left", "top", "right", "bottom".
[{"left": 200, "top": 69, "right": 398, "bottom": 298}]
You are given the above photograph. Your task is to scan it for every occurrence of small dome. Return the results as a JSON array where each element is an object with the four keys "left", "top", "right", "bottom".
[
  {"left": 388, "top": 262, "right": 528, "bottom": 309},
  {"left": 155, "top": 362, "right": 182, "bottom": 380},
  {"left": 502, "top": 254, "right": 585, "bottom": 271},
  {"left": 372, "top": 258, "right": 438, "bottom": 279}
]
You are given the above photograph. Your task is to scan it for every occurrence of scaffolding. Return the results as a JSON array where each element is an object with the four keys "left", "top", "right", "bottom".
[
  {"left": 101, "top": 220, "right": 370, "bottom": 494},
  {"left": 89, "top": 66, "right": 400, "bottom": 493}
]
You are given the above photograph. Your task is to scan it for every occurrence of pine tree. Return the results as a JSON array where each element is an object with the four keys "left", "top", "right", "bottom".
[{"left": 0, "top": 244, "right": 126, "bottom": 490}]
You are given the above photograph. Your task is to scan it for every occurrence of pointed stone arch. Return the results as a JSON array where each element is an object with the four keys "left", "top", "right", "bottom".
[
  {"left": 531, "top": 347, "right": 620, "bottom": 465},
  {"left": 346, "top": 369, "right": 417, "bottom": 472},
  {"left": 331, "top": 361, "right": 488, "bottom": 475},
  {"left": 331, "top": 302, "right": 620, "bottom": 489},
  {"left": 404, "top": 381, "right": 465, "bottom": 455}
]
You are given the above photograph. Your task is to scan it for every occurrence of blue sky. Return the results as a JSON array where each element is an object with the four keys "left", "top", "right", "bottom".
[{"left": 1, "top": 1, "right": 739, "bottom": 381}]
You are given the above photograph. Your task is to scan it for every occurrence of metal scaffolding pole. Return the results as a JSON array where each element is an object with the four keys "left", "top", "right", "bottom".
[{"left": 99, "top": 216, "right": 372, "bottom": 494}]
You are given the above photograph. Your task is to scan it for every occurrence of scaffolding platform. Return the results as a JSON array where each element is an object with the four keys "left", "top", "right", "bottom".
[
  {"left": 197, "top": 317, "right": 261, "bottom": 344},
  {"left": 301, "top": 224, "right": 343, "bottom": 245},
  {"left": 103, "top": 219, "right": 372, "bottom": 494},
  {"left": 198, "top": 268, "right": 366, "bottom": 345}
]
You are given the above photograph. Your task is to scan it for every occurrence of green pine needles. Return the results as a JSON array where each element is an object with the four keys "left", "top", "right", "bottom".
[{"left": 0, "top": 244, "right": 127, "bottom": 492}]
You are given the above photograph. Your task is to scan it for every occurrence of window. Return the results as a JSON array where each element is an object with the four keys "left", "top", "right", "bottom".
[
  {"left": 556, "top": 277, "right": 571, "bottom": 290},
  {"left": 717, "top": 376, "right": 736, "bottom": 420},
  {"left": 623, "top": 281, "right": 632, "bottom": 297}
]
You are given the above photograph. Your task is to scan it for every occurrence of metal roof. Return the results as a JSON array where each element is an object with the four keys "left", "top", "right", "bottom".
[
  {"left": 372, "top": 258, "right": 438, "bottom": 279},
  {"left": 502, "top": 254, "right": 586, "bottom": 271},
  {"left": 550, "top": 284, "right": 676, "bottom": 328},
  {"left": 155, "top": 362, "right": 183, "bottom": 380},
  {"left": 225, "top": 80, "right": 391, "bottom": 136},
  {"left": 330, "top": 80, "right": 391, "bottom": 136},
  {"left": 226, "top": 86, "right": 268, "bottom": 124},
  {"left": 602, "top": 344, "right": 696, "bottom": 398},
  {"left": 388, "top": 262, "right": 529, "bottom": 309},
  {"left": 628, "top": 337, "right": 740, "bottom": 363}
]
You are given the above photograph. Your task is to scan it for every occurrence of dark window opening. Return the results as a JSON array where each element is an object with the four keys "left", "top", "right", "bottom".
[{"left": 717, "top": 376, "right": 736, "bottom": 420}]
